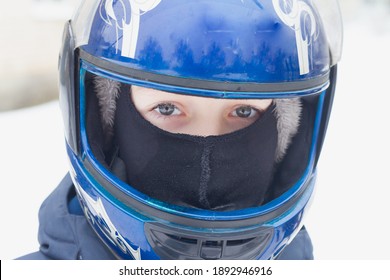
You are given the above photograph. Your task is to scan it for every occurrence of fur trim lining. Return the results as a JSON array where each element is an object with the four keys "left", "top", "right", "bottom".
[
  {"left": 93, "top": 77, "right": 302, "bottom": 163},
  {"left": 273, "top": 98, "right": 302, "bottom": 162},
  {"left": 94, "top": 76, "right": 121, "bottom": 138}
]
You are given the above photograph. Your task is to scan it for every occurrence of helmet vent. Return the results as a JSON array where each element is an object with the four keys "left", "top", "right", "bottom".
[{"left": 145, "top": 223, "right": 273, "bottom": 260}]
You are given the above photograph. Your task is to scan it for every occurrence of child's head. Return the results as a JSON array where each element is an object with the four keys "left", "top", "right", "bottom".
[{"left": 60, "top": 0, "right": 343, "bottom": 259}]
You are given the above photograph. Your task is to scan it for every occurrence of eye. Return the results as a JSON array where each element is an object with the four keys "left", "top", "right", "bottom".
[
  {"left": 154, "top": 103, "right": 181, "bottom": 116},
  {"left": 232, "top": 106, "right": 259, "bottom": 118}
]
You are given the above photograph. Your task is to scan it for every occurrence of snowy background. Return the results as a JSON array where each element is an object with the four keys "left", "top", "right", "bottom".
[{"left": 1, "top": 0, "right": 390, "bottom": 260}]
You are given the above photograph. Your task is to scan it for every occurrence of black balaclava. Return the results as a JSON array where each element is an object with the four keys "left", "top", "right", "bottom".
[{"left": 114, "top": 90, "right": 278, "bottom": 211}]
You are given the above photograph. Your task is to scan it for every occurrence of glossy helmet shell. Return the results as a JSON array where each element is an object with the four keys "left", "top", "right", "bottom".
[{"left": 59, "top": 0, "right": 342, "bottom": 259}]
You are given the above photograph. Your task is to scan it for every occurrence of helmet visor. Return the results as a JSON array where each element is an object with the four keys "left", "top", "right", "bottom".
[{"left": 80, "top": 65, "right": 322, "bottom": 212}]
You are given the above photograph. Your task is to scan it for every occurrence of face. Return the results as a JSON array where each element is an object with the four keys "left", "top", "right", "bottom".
[{"left": 131, "top": 85, "right": 273, "bottom": 136}]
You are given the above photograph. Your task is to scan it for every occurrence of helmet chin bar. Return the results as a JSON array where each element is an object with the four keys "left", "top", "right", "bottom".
[
  {"left": 69, "top": 141, "right": 316, "bottom": 259},
  {"left": 144, "top": 223, "right": 274, "bottom": 260}
]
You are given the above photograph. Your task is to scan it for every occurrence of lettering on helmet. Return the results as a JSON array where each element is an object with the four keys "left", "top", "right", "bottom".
[
  {"left": 99, "top": 0, "right": 162, "bottom": 58},
  {"left": 76, "top": 185, "right": 142, "bottom": 260},
  {"left": 272, "top": 0, "right": 318, "bottom": 75}
]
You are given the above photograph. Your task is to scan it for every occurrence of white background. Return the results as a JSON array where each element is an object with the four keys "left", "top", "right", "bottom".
[{"left": 1, "top": 1, "right": 390, "bottom": 260}]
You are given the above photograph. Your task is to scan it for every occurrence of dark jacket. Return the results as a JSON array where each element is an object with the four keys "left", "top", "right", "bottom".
[{"left": 18, "top": 174, "right": 314, "bottom": 260}]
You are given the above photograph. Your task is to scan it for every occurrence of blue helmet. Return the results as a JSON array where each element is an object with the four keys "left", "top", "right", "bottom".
[{"left": 59, "top": 0, "right": 342, "bottom": 259}]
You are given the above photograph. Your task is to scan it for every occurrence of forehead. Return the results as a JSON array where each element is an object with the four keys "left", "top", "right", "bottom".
[{"left": 131, "top": 85, "right": 272, "bottom": 107}]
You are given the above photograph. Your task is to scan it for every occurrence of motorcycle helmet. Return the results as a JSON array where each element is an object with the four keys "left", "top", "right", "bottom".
[{"left": 59, "top": 0, "right": 342, "bottom": 260}]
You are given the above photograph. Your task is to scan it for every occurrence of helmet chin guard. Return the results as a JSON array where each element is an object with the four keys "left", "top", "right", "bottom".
[{"left": 59, "top": 0, "right": 342, "bottom": 259}]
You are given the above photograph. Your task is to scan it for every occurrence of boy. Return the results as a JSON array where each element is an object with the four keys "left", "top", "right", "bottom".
[{"left": 20, "top": 0, "right": 342, "bottom": 260}]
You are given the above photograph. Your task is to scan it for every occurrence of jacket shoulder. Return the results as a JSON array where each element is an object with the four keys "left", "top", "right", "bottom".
[
  {"left": 277, "top": 227, "right": 314, "bottom": 260},
  {"left": 16, "top": 251, "right": 52, "bottom": 260}
]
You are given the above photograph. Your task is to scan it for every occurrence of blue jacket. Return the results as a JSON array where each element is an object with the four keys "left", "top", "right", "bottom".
[{"left": 18, "top": 174, "right": 314, "bottom": 260}]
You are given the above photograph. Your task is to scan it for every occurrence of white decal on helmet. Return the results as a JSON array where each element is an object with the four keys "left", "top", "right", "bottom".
[
  {"left": 100, "top": 0, "right": 162, "bottom": 58},
  {"left": 272, "top": 0, "right": 318, "bottom": 75},
  {"left": 76, "top": 186, "right": 142, "bottom": 260}
]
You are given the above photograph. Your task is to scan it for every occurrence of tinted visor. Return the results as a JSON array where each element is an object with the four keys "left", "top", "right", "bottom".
[{"left": 81, "top": 68, "right": 321, "bottom": 211}]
